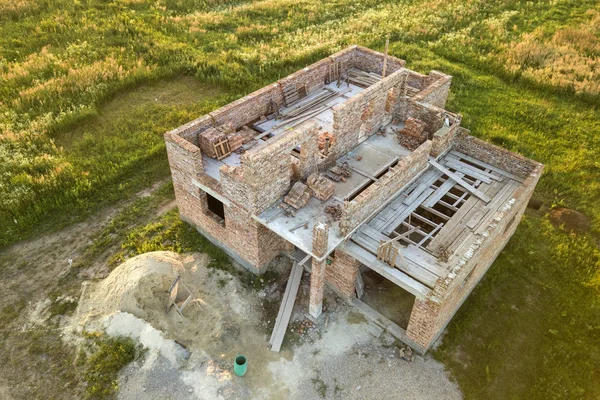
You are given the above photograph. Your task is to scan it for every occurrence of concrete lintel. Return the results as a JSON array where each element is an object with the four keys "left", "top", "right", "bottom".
[
  {"left": 251, "top": 214, "right": 330, "bottom": 263},
  {"left": 191, "top": 179, "right": 231, "bottom": 207}
]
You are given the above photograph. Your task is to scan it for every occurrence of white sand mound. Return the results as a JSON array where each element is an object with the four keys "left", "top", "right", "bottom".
[
  {"left": 77, "top": 251, "right": 179, "bottom": 323},
  {"left": 69, "top": 251, "right": 252, "bottom": 350}
]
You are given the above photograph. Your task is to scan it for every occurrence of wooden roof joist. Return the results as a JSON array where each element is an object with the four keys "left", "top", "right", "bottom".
[
  {"left": 428, "top": 159, "right": 491, "bottom": 203},
  {"left": 340, "top": 241, "right": 431, "bottom": 299}
]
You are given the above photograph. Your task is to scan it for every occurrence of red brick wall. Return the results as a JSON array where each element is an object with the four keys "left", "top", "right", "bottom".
[
  {"left": 325, "top": 249, "right": 360, "bottom": 297},
  {"left": 339, "top": 140, "right": 432, "bottom": 235}
]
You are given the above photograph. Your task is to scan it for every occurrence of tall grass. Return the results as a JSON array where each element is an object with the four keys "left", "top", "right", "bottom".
[{"left": 1, "top": 0, "right": 598, "bottom": 247}]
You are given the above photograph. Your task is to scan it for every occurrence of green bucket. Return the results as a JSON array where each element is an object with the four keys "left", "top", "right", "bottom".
[{"left": 234, "top": 355, "right": 247, "bottom": 377}]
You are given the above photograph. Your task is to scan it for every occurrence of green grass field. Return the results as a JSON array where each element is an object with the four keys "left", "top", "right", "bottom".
[{"left": 1, "top": 0, "right": 599, "bottom": 398}]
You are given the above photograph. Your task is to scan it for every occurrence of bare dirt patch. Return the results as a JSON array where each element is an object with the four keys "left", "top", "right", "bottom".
[
  {"left": 65, "top": 251, "right": 462, "bottom": 400},
  {"left": 0, "top": 182, "right": 175, "bottom": 399},
  {"left": 548, "top": 207, "right": 591, "bottom": 234}
]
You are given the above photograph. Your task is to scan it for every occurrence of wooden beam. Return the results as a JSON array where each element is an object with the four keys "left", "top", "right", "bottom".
[
  {"left": 429, "top": 160, "right": 491, "bottom": 203},
  {"left": 382, "top": 37, "right": 389, "bottom": 79},
  {"left": 270, "top": 262, "right": 303, "bottom": 352},
  {"left": 341, "top": 241, "right": 430, "bottom": 298},
  {"left": 449, "top": 150, "right": 525, "bottom": 183}
]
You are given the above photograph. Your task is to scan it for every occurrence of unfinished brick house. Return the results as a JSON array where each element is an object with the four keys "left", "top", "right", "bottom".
[{"left": 164, "top": 45, "right": 543, "bottom": 353}]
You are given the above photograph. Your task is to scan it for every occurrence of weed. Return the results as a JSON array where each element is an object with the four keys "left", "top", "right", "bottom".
[
  {"left": 83, "top": 335, "right": 137, "bottom": 399},
  {"left": 48, "top": 298, "right": 78, "bottom": 317},
  {"left": 311, "top": 372, "right": 328, "bottom": 398}
]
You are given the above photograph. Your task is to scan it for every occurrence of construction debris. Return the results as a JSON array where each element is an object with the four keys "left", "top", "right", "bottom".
[
  {"left": 284, "top": 181, "right": 311, "bottom": 209},
  {"left": 347, "top": 68, "right": 382, "bottom": 87},
  {"left": 325, "top": 203, "right": 343, "bottom": 220},
  {"left": 397, "top": 117, "right": 427, "bottom": 151},
  {"left": 278, "top": 202, "right": 297, "bottom": 217},
  {"left": 199, "top": 127, "right": 226, "bottom": 158},
  {"left": 306, "top": 173, "right": 334, "bottom": 201}
]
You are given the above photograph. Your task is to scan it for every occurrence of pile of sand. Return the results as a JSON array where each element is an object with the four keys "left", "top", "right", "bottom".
[
  {"left": 72, "top": 251, "right": 228, "bottom": 346},
  {"left": 77, "top": 251, "right": 179, "bottom": 322}
]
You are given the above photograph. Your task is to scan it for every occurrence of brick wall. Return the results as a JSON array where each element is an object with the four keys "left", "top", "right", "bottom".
[
  {"left": 411, "top": 71, "right": 452, "bottom": 109},
  {"left": 352, "top": 46, "right": 406, "bottom": 76},
  {"left": 166, "top": 114, "right": 213, "bottom": 146},
  {"left": 430, "top": 116, "right": 462, "bottom": 158},
  {"left": 165, "top": 132, "right": 203, "bottom": 198},
  {"left": 325, "top": 249, "right": 361, "bottom": 297},
  {"left": 210, "top": 83, "right": 284, "bottom": 128},
  {"left": 221, "top": 122, "right": 319, "bottom": 214},
  {"left": 407, "top": 100, "right": 444, "bottom": 136},
  {"left": 454, "top": 130, "right": 538, "bottom": 179},
  {"left": 331, "top": 68, "right": 408, "bottom": 158},
  {"left": 339, "top": 140, "right": 432, "bottom": 236}
]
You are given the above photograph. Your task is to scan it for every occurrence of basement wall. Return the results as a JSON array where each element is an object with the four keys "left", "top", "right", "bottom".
[{"left": 339, "top": 140, "right": 432, "bottom": 236}]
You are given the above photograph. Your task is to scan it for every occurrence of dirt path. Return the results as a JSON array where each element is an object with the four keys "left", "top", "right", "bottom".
[{"left": 0, "top": 181, "right": 177, "bottom": 399}]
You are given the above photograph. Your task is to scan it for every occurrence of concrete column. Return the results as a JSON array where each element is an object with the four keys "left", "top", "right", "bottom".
[{"left": 309, "top": 222, "right": 329, "bottom": 319}]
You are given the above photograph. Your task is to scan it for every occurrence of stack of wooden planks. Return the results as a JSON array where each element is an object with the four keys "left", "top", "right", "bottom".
[
  {"left": 279, "top": 88, "right": 347, "bottom": 119},
  {"left": 347, "top": 68, "right": 382, "bottom": 87},
  {"left": 282, "top": 84, "right": 300, "bottom": 106}
]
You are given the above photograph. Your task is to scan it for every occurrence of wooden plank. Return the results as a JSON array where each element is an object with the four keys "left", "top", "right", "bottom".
[
  {"left": 426, "top": 178, "right": 507, "bottom": 254},
  {"left": 426, "top": 191, "right": 487, "bottom": 253},
  {"left": 445, "top": 158, "right": 502, "bottom": 182},
  {"left": 429, "top": 160, "right": 491, "bottom": 203},
  {"left": 357, "top": 225, "right": 439, "bottom": 287},
  {"left": 402, "top": 245, "right": 447, "bottom": 277},
  {"left": 369, "top": 195, "right": 409, "bottom": 230},
  {"left": 341, "top": 241, "right": 430, "bottom": 298},
  {"left": 403, "top": 182, "right": 430, "bottom": 205},
  {"left": 367, "top": 225, "right": 447, "bottom": 281},
  {"left": 473, "top": 180, "right": 520, "bottom": 235},
  {"left": 382, "top": 37, "right": 389, "bottom": 78},
  {"left": 443, "top": 160, "right": 492, "bottom": 184},
  {"left": 450, "top": 150, "right": 525, "bottom": 183},
  {"left": 270, "top": 262, "right": 303, "bottom": 352},
  {"left": 356, "top": 272, "right": 365, "bottom": 299},
  {"left": 382, "top": 188, "right": 435, "bottom": 235},
  {"left": 422, "top": 172, "right": 463, "bottom": 208},
  {"left": 417, "top": 223, "right": 444, "bottom": 246},
  {"left": 402, "top": 169, "right": 443, "bottom": 207}
]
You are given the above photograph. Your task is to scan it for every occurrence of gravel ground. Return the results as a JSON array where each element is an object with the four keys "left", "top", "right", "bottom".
[{"left": 80, "top": 252, "right": 461, "bottom": 400}]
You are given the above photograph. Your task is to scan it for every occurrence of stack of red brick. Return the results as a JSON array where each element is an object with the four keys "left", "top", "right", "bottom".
[
  {"left": 306, "top": 173, "right": 334, "bottom": 201},
  {"left": 397, "top": 117, "right": 427, "bottom": 150},
  {"left": 284, "top": 182, "right": 312, "bottom": 209}
]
